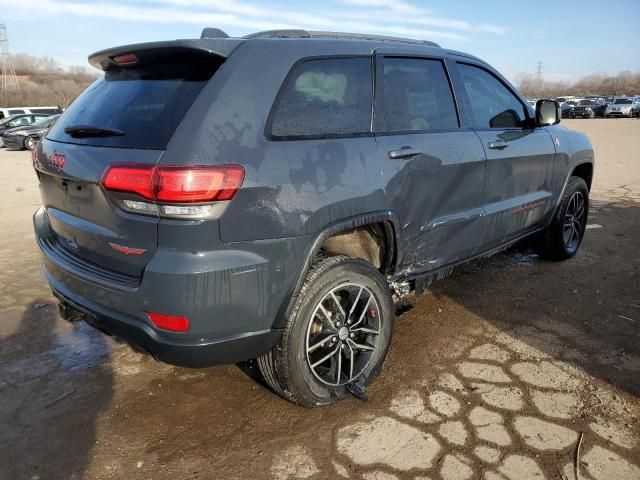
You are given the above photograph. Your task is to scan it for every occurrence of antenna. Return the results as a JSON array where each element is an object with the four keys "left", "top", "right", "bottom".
[{"left": 0, "top": 24, "right": 23, "bottom": 106}]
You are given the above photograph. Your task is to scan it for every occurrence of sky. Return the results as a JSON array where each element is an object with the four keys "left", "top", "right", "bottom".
[{"left": 1, "top": 0, "right": 639, "bottom": 83}]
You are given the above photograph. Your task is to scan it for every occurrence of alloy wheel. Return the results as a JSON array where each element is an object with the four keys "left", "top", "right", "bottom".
[
  {"left": 305, "top": 283, "right": 381, "bottom": 386},
  {"left": 563, "top": 191, "right": 586, "bottom": 252}
]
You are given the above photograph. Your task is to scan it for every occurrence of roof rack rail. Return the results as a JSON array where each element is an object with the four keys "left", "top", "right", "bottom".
[
  {"left": 243, "top": 29, "right": 440, "bottom": 47},
  {"left": 201, "top": 28, "right": 230, "bottom": 39}
]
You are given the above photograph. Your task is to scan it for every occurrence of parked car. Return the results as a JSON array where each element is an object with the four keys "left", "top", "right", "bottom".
[
  {"left": 566, "top": 98, "right": 606, "bottom": 118},
  {"left": 632, "top": 97, "right": 640, "bottom": 117},
  {"left": 554, "top": 96, "right": 577, "bottom": 108},
  {"left": 0, "top": 113, "right": 52, "bottom": 147},
  {"left": 0, "top": 106, "right": 62, "bottom": 120},
  {"left": 33, "top": 28, "right": 594, "bottom": 406},
  {"left": 561, "top": 100, "right": 578, "bottom": 118},
  {"left": 604, "top": 97, "right": 634, "bottom": 117},
  {"left": 2, "top": 114, "right": 60, "bottom": 150}
]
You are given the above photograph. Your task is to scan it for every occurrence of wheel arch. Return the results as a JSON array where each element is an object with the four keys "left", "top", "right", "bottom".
[
  {"left": 571, "top": 161, "right": 594, "bottom": 191},
  {"left": 274, "top": 211, "right": 401, "bottom": 329}
]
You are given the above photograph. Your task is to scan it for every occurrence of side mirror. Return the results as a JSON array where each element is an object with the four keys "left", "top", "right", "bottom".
[{"left": 536, "top": 99, "right": 561, "bottom": 126}]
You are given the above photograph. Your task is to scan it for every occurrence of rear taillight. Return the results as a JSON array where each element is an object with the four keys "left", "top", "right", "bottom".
[
  {"left": 102, "top": 164, "right": 154, "bottom": 199},
  {"left": 101, "top": 164, "right": 245, "bottom": 207},
  {"left": 154, "top": 166, "right": 244, "bottom": 203}
]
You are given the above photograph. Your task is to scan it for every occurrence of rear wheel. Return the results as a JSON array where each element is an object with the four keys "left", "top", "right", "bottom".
[
  {"left": 534, "top": 176, "right": 589, "bottom": 260},
  {"left": 258, "top": 255, "right": 393, "bottom": 407},
  {"left": 24, "top": 136, "right": 38, "bottom": 151}
]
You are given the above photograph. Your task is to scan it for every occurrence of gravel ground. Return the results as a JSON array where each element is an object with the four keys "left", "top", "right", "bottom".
[{"left": 0, "top": 118, "right": 638, "bottom": 480}]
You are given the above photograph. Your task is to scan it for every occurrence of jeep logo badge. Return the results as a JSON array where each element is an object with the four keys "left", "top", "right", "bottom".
[{"left": 48, "top": 151, "right": 66, "bottom": 170}]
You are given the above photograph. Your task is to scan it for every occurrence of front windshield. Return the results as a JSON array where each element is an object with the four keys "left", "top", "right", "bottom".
[
  {"left": 0, "top": 116, "right": 18, "bottom": 126},
  {"left": 556, "top": 97, "right": 567, "bottom": 102},
  {"left": 614, "top": 98, "right": 632, "bottom": 104},
  {"left": 579, "top": 100, "right": 595, "bottom": 105}
]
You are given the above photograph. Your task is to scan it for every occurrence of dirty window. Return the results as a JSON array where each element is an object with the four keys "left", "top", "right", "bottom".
[
  {"left": 270, "top": 57, "right": 372, "bottom": 138},
  {"left": 379, "top": 58, "right": 458, "bottom": 132}
]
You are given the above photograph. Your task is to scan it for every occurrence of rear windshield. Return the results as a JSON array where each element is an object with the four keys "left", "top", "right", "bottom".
[{"left": 47, "top": 56, "right": 222, "bottom": 149}]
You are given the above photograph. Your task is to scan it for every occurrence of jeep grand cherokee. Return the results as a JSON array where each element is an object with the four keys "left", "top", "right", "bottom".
[{"left": 33, "top": 28, "right": 594, "bottom": 407}]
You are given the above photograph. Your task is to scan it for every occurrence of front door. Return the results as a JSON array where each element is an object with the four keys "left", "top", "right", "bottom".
[
  {"left": 376, "top": 55, "right": 487, "bottom": 272},
  {"left": 453, "top": 62, "right": 556, "bottom": 252}
]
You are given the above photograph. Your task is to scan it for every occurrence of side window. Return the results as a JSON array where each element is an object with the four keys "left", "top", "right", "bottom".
[
  {"left": 270, "top": 57, "right": 372, "bottom": 138},
  {"left": 379, "top": 58, "right": 458, "bottom": 132},
  {"left": 8, "top": 117, "right": 25, "bottom": 127},
  {"left": 458, "top": 64, "right": 527, "bottom": 129}
]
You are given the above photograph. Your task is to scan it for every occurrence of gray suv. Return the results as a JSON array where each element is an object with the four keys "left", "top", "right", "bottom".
[{"left": 33, "top": 29, "right": 594, "bottom": 407}]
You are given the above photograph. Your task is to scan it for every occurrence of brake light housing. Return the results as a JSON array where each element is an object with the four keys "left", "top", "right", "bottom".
[{"left": 101, "top": 164, "right": 244, "bottom": 215}]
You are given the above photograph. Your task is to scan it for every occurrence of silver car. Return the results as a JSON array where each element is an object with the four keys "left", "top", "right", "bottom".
[{"left": 605, "top": 97, "right": 634, "bottom": 117}]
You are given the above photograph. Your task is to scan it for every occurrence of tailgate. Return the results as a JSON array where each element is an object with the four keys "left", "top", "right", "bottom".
[
  {"left": 36, "top": 141, "right": 161, "bottom": 278},
  {"left": 36, "top": 45, "right": 228, "bottom": 279}
]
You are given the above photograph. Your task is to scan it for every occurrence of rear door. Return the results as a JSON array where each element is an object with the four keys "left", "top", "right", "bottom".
[
  {"left": 36, "top": 52, "right": 224, "bottom": 278},
  {"left": 375, "top": 54, "right": 486, "bottom": 270},
  {"left": 452, "top": 61, "right": 556, "bottom": 252}
]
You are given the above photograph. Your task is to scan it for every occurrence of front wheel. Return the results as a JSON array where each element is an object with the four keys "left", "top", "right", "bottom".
[
  {"left": 258, "top": 255, "right": 394, "bottom": 407},
  {"left": 24, "top": 136, "right": 38, "bottom": 151},
  {"left": 534, "top": 176, "right": 589, "bottom": 260}
]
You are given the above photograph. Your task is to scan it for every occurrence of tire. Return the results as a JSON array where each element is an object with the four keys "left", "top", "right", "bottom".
[
  {"left": 24, "top": 136, "right": 37, "bottom": 151},
  {"left": 534, "top": 176, "right": 589, "bottom": 261},
  {"left": 258, "top": 255, "right": 394, "bottom": 407}
]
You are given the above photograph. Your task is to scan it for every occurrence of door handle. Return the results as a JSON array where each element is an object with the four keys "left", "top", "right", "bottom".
[
  {"left": 388, "top": 147, "right": 421, "bottom": 159},
  {"left": 488, "top": 139, "right": 509, "bottom": 150}
]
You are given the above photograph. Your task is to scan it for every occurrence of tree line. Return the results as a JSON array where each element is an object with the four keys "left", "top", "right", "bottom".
[
  {"left": 516, "top": 71, "right": 640, "bottom": 99},
  {"left": 1, "top": 54, "right": 99, "bottom": 109},
  {"left": 2, "top": 53, "right": 639, "bottom": 108}
]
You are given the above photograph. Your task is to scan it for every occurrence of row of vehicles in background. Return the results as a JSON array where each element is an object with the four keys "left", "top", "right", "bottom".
[
  {"left": 0, "top": 106, "right": 62, "bottom": 150},
  {"left": 527, "top": 96, "right": 640, "bottom": 119}
]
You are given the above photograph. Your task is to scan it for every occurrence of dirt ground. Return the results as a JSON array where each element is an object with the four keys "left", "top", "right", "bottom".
[{"left": 0, "top": 119, "right": 638, "bottom": 480}]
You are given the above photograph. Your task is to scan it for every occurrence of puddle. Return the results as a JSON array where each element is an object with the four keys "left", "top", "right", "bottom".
[{"left": 51, "top": 322, "right": 111, "bottom": 372}]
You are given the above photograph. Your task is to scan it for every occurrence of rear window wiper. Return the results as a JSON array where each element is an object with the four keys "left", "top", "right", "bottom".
[{"left": 64, "top": 125, "right": 125, "bottom": 137}]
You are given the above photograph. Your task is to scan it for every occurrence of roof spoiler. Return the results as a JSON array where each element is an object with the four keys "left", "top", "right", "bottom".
[{"left": 88, "top": 38, "right": 243, "bottom": 71}]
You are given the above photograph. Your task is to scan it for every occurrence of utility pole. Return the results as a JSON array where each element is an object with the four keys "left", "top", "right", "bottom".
[
  {"left": 0, "top": 24, "right": 23, "bottom": 106},
  {"left": 536, "top": 61, "right": 543, "bottom": 81}
]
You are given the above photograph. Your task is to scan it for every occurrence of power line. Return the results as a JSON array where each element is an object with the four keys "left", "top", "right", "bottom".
[{"left": 0, "top": 24, "right": 23, "bottom": 106}]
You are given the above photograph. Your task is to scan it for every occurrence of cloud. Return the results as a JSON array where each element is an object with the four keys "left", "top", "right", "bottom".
[
  {"left": 341, "top": 0, "right": 424, "bottom": 15},
  {"left": 0, "top": 0, "right": 508, "bottom": 43}
]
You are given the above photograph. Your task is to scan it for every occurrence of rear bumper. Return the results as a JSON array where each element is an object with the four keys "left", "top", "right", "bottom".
[
  {"left": 34, "top": 206, "right": 305, "bottom": 367},
  {"left": 50, "top": 281, "right": 281, "bottom": 368}
]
